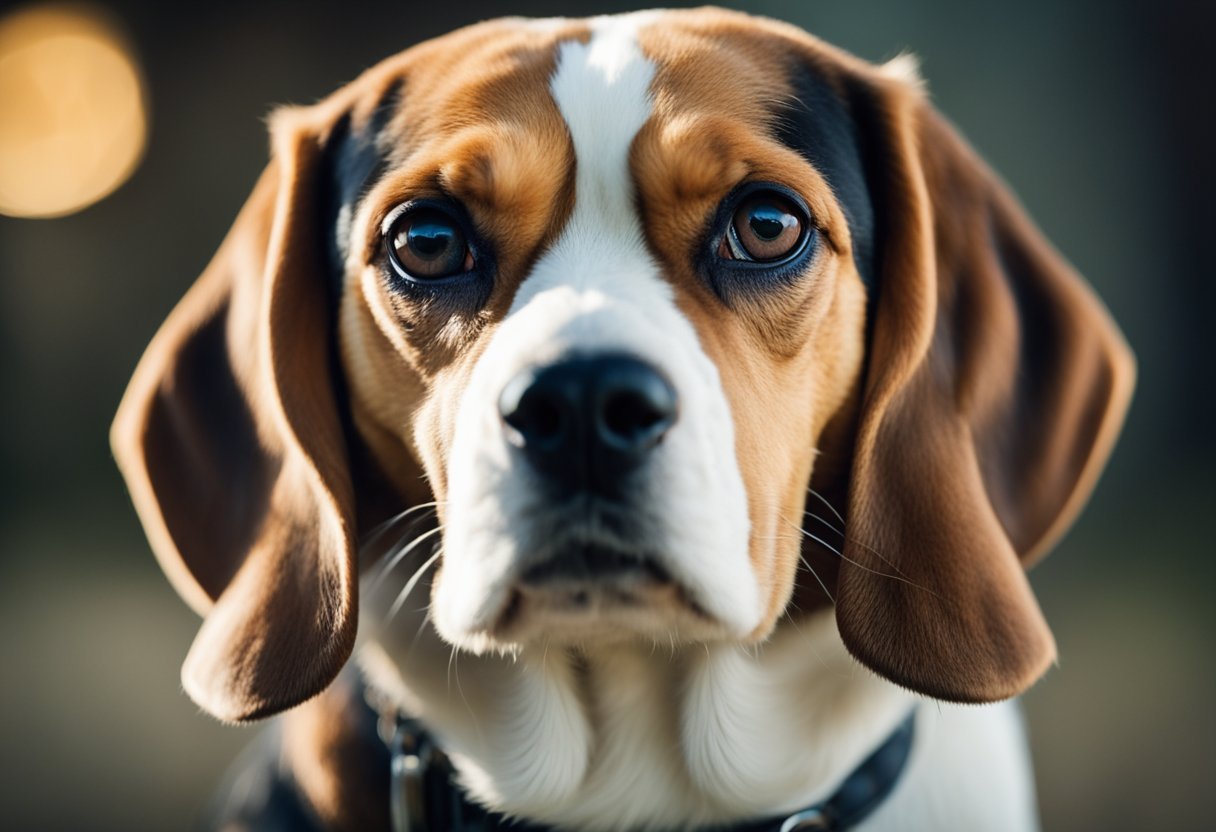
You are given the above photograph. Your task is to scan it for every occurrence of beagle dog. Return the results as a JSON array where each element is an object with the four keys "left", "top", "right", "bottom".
[{"left": 112, "top": 8, "right": 1134, "bottom": 832}]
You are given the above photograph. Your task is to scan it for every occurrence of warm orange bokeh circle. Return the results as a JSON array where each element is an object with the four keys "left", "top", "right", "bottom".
[{"left": 0, "top": 5, "right": 147, "bottom": 219}]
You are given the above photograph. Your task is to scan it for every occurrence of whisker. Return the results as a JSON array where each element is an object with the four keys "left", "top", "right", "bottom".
[
  {"left": 804, "top": 511, "right": 845, "bottom": 538},
  {"left": 798, "top": 553, "right": 835, "bottom": 605},
  {"left": 806, "top": 487, "right": 846, "bottom": 528},
  {"left": 385, "top": 548, "right": 442, "bottom": 623},
  {"left": 758, "top": 532, "right": 810, "bottom": 544},
  {"left": 787, "top": 518, "right": 947, "bottom": 602},
  {"left": 359, "top": 502, "right": 441, "bottom": 551},
  {"left": 801, "top": 511, "right": 914, "bottom": 581},
  {"left": 780, "top": 606, "right": 808, "bottom": 642},
  {"left": 447, "top": 644, "right": 458, "bottom": 694},
  {"left": 404, "top": 606, "right": 434, "bottom": 665},
  {"left": 452, "top": 649, "right": 476, "bottom": 726},
  {"left": 368, "top": 525, "right": 444, "bottom": 592},
  {"left": 802, "top": 488, "right": 913, "bottom": 581}
]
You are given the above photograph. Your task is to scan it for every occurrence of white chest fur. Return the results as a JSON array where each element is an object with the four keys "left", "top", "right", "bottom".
[{"left": 360, "top": 597, "right": 1039, "bottom": 831}]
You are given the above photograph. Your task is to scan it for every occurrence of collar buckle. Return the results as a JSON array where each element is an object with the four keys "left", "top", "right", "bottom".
[
  {"left": 388, "top": 717, "right": 433, "bottom": 832},
  {"left": 779, "top": 808, "right": 831, "bottom": 831}
]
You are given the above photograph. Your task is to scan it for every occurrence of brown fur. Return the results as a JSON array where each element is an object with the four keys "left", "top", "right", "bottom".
[
  {"left": 632, "top": 16, "right": 871, "bottom": 634},
  {"left": 112, "top": 1, "right": 1133, "bottom": 763},
  {"left": 282, "top": 675, "right": 392, "bottom": 831}
]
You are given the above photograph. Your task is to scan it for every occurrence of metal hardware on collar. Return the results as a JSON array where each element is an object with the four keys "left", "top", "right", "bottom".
[
  {"left": 779, "top": 808, "right": 830, "bottom": 831},
  {"left": 389, "top": 718, "right": 432, "bottom": 832}
]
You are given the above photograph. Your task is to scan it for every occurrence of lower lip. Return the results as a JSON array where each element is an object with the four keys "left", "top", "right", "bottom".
[{"left": 520, "top": 542, "right": 671, "bottom": 585}]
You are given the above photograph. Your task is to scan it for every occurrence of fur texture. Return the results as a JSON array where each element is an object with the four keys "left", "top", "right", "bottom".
[{"left": 112, "top": 8, "right": 1135, "bottom": 831}]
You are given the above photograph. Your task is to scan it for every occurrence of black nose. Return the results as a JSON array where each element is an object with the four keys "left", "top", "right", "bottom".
[{"left": 499, "top": 355, "right": 677, "bottom": 492}]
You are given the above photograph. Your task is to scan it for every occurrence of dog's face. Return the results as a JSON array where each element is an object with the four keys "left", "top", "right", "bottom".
[
  {"left": 341, "top": 14, "right": 870, "bottom": 652},
  {"left": 112, "top": 8, "right": 1134, "bottom": 722}
]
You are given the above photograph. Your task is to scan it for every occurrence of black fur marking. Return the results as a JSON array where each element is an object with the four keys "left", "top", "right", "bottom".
[
  {"left": 772, "top": 63, "right": 877, "bottom": 293},
  {"left": 319, "top": 79, "right": 403, "bottom": 298}
]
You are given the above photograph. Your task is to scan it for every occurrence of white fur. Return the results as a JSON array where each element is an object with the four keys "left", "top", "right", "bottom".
[
  {"left": 361, "top": 12, "right": 1041, "bottom": 832},
  {"left": 860, "top": 699, "right": 1040, "bottom": 832},
  {"left": 363, "top": 601, "right": 1039, "bottom": 830},
  {"left": 878, "top": 52, "right": 925, "bottom": 90},
  {"left": 434, "top": 12, "right": 758, "bottom": 648}
]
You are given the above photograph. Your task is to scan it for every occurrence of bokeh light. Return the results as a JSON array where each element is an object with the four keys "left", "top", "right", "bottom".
[{"left": 0, "top": 4, "right": 147, "bottom": 219}]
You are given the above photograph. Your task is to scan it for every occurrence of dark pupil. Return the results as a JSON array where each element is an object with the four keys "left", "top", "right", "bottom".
[
  {"left": 408, "top": 220, "right": 456, "bottom": 260},
  {"left": 749, "top": 205, "right": 790, "bottom": 240}
]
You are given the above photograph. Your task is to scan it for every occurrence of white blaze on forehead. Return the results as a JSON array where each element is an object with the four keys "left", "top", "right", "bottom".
[
  {"left": 436, "top": 13, "right": 760, "bottom": 645},
  {"left": 534, "top": 13, "right": 659, "bottom": 300}
]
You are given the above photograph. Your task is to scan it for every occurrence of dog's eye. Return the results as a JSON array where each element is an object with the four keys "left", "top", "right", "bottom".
[
  {"left": 386, "top": 207, "right": 473, "bottom": 280},
  {"left": 721, "top": 192, "right": 808, "bottom": 263}
]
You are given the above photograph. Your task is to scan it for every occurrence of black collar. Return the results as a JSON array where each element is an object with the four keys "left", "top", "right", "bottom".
[
  {"left": 201, "top": 674, "right": 915, "bottom": 832},
  {"left": 381, "top": 705, "right": 917, "bottom": 832}
]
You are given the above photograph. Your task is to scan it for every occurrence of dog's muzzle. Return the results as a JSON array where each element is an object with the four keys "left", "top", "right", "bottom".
[
  {"left": 490, "top": 354, "right": 689, "bottom": 627},
  {"left": 435, "top": 297, "right": 760, "bottom": 648}
]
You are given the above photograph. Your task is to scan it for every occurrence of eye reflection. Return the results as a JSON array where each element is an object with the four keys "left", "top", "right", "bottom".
[
  {"left": 387, "top": 207, "right": 472, "bottom": 280},
  {"left": 725, "top": 193, "right": 806, "bottom": 262}
]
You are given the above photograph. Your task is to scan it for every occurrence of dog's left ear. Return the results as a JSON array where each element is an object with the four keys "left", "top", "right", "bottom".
[
  {"left": 112, "top": 109, "right": 358, "bottom": 721},
  {"left": 831, "top": 66, "right": 1135, "bottom": 702}
]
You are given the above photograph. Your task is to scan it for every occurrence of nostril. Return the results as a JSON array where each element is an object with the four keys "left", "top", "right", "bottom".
[
  {"left": 604, "top": 391, "right": 663, "bottom": 437},
  {"left": 510, "top": 390, "right": 565, "bottom": 445},
  {"left": 499, "top": 367, "right": 572, "bottom": 451},
  {"left": 598, "top": 370, "right": 677, "bottom": 452}
]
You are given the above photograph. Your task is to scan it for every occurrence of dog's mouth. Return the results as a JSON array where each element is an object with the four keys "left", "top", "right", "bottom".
[
  {"left": 520, "top": 542, "right": 670, "bottom": 587},
  {"left": 434, "top": 475, "right": 761, "bottom": 650},
  {"left": 487, "top": 541, "right": 719, "bottom": 645}
]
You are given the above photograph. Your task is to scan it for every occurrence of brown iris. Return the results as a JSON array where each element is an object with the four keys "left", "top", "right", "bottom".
[
  {"left": 388, "top": 207, "right": 473, "bottom": 280},
  {"left": 725, "top": 193, "right": 805, "bottom": 262}
]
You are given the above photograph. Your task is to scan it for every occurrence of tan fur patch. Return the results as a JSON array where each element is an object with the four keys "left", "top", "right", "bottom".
[
  {"left": 336, "top": 22, "right": 582, "bottom": 514},
  {"left": 631, "top": 11, "right": 871, "bottom": 634}
]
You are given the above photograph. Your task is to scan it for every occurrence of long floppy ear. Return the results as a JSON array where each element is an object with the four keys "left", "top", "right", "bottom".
[
  {"left": 834, "top": 70, "right": 1135, "bottom": 702},
  {"left": 111, "top": 112, "right": 357, "bottom": 721}
]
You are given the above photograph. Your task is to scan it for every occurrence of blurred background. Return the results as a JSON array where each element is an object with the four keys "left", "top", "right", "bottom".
[{"left": 0, "top": 0, "right": 1211, "bottom": 829}]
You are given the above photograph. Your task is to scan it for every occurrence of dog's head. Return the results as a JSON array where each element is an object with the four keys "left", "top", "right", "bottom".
[{"left": 112, "top": 9, "right": 1133, "bottom": 722}]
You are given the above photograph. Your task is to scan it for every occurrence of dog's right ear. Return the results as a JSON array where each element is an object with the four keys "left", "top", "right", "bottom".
[{"left": 111, "top": 113, "right": 358, "bottom": 722}]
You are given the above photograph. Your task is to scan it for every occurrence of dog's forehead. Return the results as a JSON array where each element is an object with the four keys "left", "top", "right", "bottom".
[
  {"left": 353, "top": 11, "right": 815, "bottom": 125},
  {"left": 325, "top": 9, "right": 874, "bottom": 290}
]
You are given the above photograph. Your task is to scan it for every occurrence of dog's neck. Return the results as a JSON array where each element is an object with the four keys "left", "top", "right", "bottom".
[{"left": 352, "top": 603, "right": 912, "bottom": 832}]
